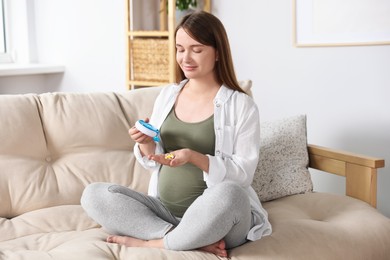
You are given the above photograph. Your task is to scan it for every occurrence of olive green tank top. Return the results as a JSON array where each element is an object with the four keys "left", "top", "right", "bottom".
[{"left": 158, "top": 108, "right": 215, "bottom": 217}]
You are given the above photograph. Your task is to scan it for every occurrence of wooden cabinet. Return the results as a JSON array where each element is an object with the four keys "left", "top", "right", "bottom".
[{"left": 125, "top": 0, "right": 211, "bottom": 89}]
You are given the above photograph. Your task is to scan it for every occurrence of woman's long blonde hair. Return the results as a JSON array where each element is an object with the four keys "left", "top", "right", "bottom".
[{"left": 175, "top": 11, "right": 245, "bottom": 93}]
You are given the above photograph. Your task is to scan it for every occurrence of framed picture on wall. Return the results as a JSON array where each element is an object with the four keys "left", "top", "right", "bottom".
[{"left": 293, "top": 0, "right": 390, "bottom": 47}]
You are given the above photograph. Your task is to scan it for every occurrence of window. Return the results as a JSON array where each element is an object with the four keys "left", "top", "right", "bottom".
[
  {"left": 0, "top": 0, "right": 12, "bottom": 63},
  {"left": 0, "top": 0, "right": 65, "bottom": 75},
  {"left": 1, "top": 0, "right": 6, "bottom": 53}
]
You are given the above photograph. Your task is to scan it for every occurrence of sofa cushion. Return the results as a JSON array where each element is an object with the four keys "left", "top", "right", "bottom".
[
  {"left": 1, "top": 193, "right": 389, "bottom": 259},
  {"left": 231, "top": 193, "right": 390, "bottom": 259},
  {"left": 0, "top": 90, "right": 161, "bottom": 218},
  {"left": 252, "top": 115, "right": 313, "bottom": 202}
]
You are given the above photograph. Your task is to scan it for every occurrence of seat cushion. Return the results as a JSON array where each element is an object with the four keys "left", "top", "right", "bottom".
[
  {"left": 1, "top": 193, "right": 389, "bottom": 260},
  {"left": 231, "top": 192, "right": 390, "bottom": 259}
]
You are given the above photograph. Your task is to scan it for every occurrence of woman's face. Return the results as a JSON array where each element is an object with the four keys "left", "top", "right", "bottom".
[{"left": 175, "top": 28, "right": 217, "bottom": 80}]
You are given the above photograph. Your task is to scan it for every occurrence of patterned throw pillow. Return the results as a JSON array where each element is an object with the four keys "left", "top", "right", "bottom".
[{"left": 252, "top": 115, "right": 313, "bottom": 202}]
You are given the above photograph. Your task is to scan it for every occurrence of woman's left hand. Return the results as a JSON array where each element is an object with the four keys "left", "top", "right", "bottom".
[{"left": 149, "top": 149, "right": 191, "bottom": 167}]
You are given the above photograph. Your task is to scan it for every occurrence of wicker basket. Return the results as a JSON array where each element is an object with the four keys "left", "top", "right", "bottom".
[{"left": 130, "top": 38, "right": 170, "bottom": 83}]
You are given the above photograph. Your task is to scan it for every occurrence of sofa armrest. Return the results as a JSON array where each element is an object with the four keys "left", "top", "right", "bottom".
[{"left": 308, "top": 144, "right": 385, "bottom": 208}]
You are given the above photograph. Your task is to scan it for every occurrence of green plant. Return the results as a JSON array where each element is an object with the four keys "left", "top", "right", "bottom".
[{"left": 176, "top": 0, "right": 197, "bottom": 11}]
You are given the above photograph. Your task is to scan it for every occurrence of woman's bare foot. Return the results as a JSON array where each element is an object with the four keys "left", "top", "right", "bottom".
[
  {"left": 107, "top": 235, "right": 227, "bottom": 258},
  {"left": 107, "top": 235, "right": 164, "bottom": 249},
  {"left": 199, "top": 240, "right": 228, "bottom": 258}
]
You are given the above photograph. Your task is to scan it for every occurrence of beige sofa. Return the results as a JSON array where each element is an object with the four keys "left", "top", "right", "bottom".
[{"left": 1, "top": 86, "right": 389, "bottom": 260}]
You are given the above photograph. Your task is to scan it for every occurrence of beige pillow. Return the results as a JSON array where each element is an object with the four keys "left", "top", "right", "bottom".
[
  {"left": 238, "top": 80, "right": 253, "bottom": 96},
  {"left": 252, "top": 115, "right": 313, "bottom": 202}
]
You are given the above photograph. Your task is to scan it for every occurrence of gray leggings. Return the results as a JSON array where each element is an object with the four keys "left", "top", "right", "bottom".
[{"left": 80, "top": 181, "right": 252, "bottom": 250}]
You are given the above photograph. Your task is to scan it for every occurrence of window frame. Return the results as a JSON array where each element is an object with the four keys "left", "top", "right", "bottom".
[{"left": 0, "top": 0, "right": 13, "bottom": 63}]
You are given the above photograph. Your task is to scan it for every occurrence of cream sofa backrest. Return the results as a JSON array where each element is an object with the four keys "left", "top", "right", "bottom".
[{"left": 0, "top": 87, "right": 162, "bottom": 219}]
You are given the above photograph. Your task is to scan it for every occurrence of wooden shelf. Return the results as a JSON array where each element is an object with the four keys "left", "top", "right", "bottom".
[
  {"left": 127, "top": 31, "right": 169, "bottom": 37},
  {"left": 127, "top": 80, "right": 167, "bottom": 87}
]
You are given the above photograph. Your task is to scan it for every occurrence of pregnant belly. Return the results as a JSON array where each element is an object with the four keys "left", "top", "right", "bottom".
[{"left": 158, "top": 163, "right": 207, "bottom": 218}]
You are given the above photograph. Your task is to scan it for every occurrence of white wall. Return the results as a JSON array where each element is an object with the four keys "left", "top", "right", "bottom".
[
  {"left": 0, "top": 0, "right": 389, "bottom": 217},
  {"left": 212, "top": 0, "right": 390, "bottom": 217}
]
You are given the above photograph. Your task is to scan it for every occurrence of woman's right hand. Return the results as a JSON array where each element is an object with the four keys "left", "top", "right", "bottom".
[
  {"left": 129, "top": 118, "right": 154, "bottom": 144},
  {"left": 129, "top": 118, "right": 156, "bottom": 156}
]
